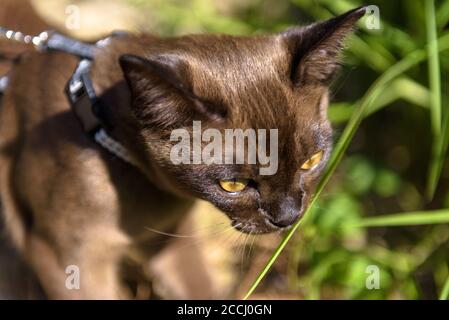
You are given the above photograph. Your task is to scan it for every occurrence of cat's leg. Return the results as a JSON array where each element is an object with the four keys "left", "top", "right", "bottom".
[{"left": 25, "top": 224, "right": 132, "bottom": 300}]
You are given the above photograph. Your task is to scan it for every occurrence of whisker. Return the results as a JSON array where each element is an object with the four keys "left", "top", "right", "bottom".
[
  {"left": 141, "top": 222, "right": 230, "bottom": 249},
  {"left": 203, "top": 228, "right": 241, "bottom": 260},
  {"left": 330, "top": 66, "right": 355, "bottom": 100},
  {"left": 219, "top": 229, "right": 241, "bottom": 252},
  {"left": 171, "top": 222, "right": 242, "bottom": 252},
  {"left": 245, "top": 232, "right": 257, "bottom": 266},
  {"left": 144, "top": 227, "right": 201, "bottom": 238},
  {"left": 232, "top": 231, "right": 245, "bottom": 257},
  {"left": 240, "top": 231, "right": 251, "bottom": 273},
  {"left": 144, "top": 222, "right": 226, "bottom": 239}
]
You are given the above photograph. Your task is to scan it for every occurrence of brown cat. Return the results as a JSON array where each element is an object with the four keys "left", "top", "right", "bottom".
[{"left": 0, "top": 2, "right": 365, "bottom": 299}]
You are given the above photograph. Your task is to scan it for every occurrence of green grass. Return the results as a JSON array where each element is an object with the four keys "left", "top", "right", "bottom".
[
  {"left": 349, "top": 209, "right": 449, "bottom": 228},
  {"left": 126, "top": 0, "right": 449, "bottom": 300},
  {"left": 425, "top": 0, "right": 444, "bottom": 199},
  {"left": 244, "top": 4, "right": 449, "bottom": 299},
  {"left": 440, "top": 275, "right": 449, "bottom": 300},
  {"left": 425, "top": 0, "right": 442, "bottom": 136}
]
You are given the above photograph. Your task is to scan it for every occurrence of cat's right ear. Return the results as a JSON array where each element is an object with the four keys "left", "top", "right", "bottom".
[{"left": 283, "top": 6, "right": 366, "bottom": 86}]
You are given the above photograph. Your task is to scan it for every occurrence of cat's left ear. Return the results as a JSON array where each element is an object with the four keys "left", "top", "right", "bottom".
[
  {"left": 119, "top": 54, "right": 194, "bottom": 99},
  {"left": 284, "top": 6, "right": 366, "bottom": 85},
  {"left": 119, "top": 54, "right": 226, "bottom": 126}
]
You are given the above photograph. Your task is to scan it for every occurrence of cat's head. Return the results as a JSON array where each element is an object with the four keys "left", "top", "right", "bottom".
[{"left": 118, "top": 7, "right": 365, "bottom": 234}]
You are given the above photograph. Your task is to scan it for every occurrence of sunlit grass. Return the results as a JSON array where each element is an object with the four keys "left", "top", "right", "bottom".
[
  {"left": 244, "top": 25, "right": 449, "bottom": 301},
  {"left": 425, "top": 0, "right": 444, "bottom": 199},
  {"left": 440, "top": 275, "right": 449, "bottom": 300},
  {"left": 349, "top": 209, "right": 449, "bottom": 228},
  {"left": 126, "top": 0, "right": 449, "bottom": 300}
]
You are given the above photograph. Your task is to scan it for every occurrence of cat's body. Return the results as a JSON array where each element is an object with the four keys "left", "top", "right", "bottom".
[
  {"left": 0, "top": 45, "right": 193, "bottom": 298},
  {"left": 0, "top": 1, "right": 365, "bottom": 299}
]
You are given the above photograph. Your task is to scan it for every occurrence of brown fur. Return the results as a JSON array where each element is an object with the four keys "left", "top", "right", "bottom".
[{"left": 0, "top": 2, "right": 364, "bottom": 299}]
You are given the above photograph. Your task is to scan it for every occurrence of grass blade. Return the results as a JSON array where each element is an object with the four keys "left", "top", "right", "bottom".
[
  {"left": 348, "top": 209, "right": 449, "bottom": 228},
  {"left": 243, "top": 32, "right": 449, "bottom": 300},
  {"left": 427, "top": 109, "right": 449, "bottom": 199},
  {"left": 329, "top": 77, "right": 431, "bottom": 124},
  {"left": 440, "top": 275, "right": 449, "bottom": 300},
  {"left": 437, "top": 0, "right": 449, "bottom": 31},
  {"left": 425, "top": 0, "right": 443, "bottom": 199}
]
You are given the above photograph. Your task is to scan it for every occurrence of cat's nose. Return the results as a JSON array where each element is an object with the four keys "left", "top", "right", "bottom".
[
  {"left": 268, "top": 197, "right": 301, "bottom": 228},
  {"left": 269, "top": 213, "right": 298, "bottom": 228}
]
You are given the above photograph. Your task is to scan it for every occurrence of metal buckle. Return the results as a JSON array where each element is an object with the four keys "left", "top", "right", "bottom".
[{"left": 65, "top": 60, "right": 100, "bottom": 132}]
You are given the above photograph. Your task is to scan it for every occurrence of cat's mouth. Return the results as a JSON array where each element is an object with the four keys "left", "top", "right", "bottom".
[
  {"left": 231, "top": 216, "right": 291, "bottom": 234},
  {"left": 230, "top": 207, "right": 302, "bottom": 234}
]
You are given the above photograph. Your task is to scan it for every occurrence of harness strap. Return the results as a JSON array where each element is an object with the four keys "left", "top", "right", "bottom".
[
  {"left": 44, "top": 32, "right": 95, "bottom": 60},
  {"left": 64, "top": 40, "right": 140, "bottom": 168},
  {"left": 0, "top": 76, "right": 8, "bottom": 93},
  {"left": 0, "top": 28, "right": 95, "bottom": 59},
  {"left": 94, "top": 128, "right": 139, "bottom": 167},
  {"left": 66, "top": 59, "right": 100, "bottom": 132},
  {"left": 0, "top": 26, "right": 139, "bottom": 168}
]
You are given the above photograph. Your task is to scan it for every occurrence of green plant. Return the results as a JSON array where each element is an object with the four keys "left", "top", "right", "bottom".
[
  {"left": 125, "top": 0, "right": 449, "bottom": 299},
  {"left": 243, "top": 0, "right": 449, "bottom": 300}
]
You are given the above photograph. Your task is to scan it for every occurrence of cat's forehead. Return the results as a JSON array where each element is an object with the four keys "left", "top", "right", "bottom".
[
  {"left": 141, "top": 33, "right": 327, "bottom": 128},
  {"left": 176, "top": 34, "right": 289, "bottom": 85},
  {"left": 175, "top": 35, "right": 315, "bottom": 127},
  {"left": 181, "top": 34, "right": 287, "bottom": 64}
]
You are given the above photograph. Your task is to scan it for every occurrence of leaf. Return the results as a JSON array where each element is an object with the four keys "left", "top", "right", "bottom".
[
  {"left": 348, "top": 209, "right": 449, "bottom": 228},
  {"left": 425, "top": 0, "right": 444, "bottom": 199}
]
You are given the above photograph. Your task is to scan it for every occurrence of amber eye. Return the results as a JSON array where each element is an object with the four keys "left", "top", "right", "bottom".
[
  {"left": 300, "top": 150, "right": 324, "bottom": 170},
  {"left": 219, "top": 179, "right": 249, "bottom": 193}
]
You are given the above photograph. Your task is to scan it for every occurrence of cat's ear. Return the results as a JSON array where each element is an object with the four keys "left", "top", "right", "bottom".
[
  {"left": 120, "top": 54, "right": 193, "bottom": 96},
  {"left": 119, "top": 54, "right": 224, "bottom": 127},
  {"left": 119, "top": 54, "right": 193, "bottom": 127},
  {"left": 283, "top": 6, "right": 366, "bottom": 85}
]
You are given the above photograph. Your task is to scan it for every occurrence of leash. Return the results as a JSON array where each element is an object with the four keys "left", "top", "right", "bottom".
[
  {"left": 0, "top": 27, "right": 94, "bottom": 58},
  {"left": 0, "top": 27, "right": 139, "bottom": 168}
]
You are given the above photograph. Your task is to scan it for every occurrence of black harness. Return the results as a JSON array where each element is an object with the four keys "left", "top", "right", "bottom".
[{"left": 0, "top": 29, "right": 138, "bottom": 167}]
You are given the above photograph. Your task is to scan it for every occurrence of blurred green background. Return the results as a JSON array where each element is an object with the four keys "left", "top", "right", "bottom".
[{"left": 35, "top": 0, "right": 449, "bottom": 299}]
